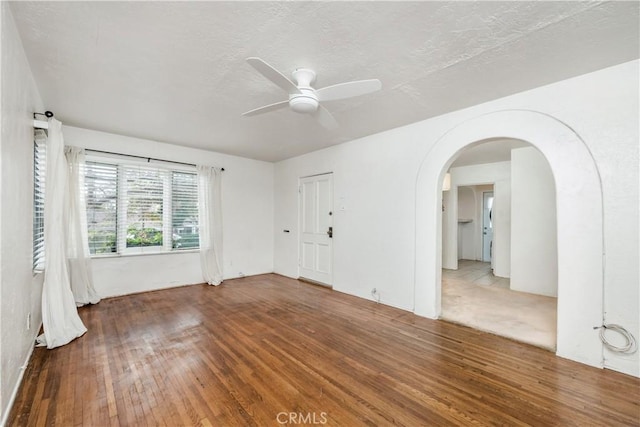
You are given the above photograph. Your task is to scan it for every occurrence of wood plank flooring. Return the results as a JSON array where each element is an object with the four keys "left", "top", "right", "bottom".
[{"left": 8, "top": 274, "right": 640, "bottom": 426}]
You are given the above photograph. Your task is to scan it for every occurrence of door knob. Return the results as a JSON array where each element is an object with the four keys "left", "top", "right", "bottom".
[{"left": 327, "top": 227, "right": 333, "bottom": 238}]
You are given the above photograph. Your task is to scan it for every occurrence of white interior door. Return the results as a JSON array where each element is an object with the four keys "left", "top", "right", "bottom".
[
  {"left": 482, "top": 191, "right": 494, "bottom": 263},
  {"left": 299, "top": 173, "right": 333, "bottom": 286}
]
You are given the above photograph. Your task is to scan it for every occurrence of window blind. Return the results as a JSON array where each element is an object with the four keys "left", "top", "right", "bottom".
[
  {"left": 84, "top": 158, "right": 199, "bottom": 255},
  {"left": 120, "top": 165, "right": 167, "bottom": 253},
  {"left": 33, "top": 132, "right": 46, "bottom": 270},
  {"left": 34, "top": 149, "right": 200, "bottom": 265},
  {"left": 85, "top": 161, "right": 118, "bottom": 254},
  {"left": 172, "top": 171, "right": 199, "bottom": 249}
]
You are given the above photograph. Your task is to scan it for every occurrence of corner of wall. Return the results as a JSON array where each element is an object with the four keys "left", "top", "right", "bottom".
[{"left": 0, "top": 3, "right": 45, "bottom": 422}]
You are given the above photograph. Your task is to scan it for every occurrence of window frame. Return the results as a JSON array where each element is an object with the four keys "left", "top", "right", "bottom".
[{"left": 84, "top": 154, "right": 200, "bottom": 258}]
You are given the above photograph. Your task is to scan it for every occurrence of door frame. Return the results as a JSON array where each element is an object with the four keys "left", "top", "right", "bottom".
[
  {"left": 297, "top": 172, "right": 334, "bottom": 287},
  {"left": 481, "top": 190, "right": 494, "bottom": 263}
]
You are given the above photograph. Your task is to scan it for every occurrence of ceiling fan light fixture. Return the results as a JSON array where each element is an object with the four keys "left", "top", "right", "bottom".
[
  {"left": 289, "top": 95, "right": 319, "bottom": 114},
  {"left": 243, "top": 57, "right": 382, "bottom": 128}
]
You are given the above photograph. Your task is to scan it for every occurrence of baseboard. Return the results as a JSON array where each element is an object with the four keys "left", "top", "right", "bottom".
[
  {"left": 101, "top": 271, "right": 278, "bottom": 300},
  {"left": 0, "top": 324, "right": 40, "bottom": 427}
]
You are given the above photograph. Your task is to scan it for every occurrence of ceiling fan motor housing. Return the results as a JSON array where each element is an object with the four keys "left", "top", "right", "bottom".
[{"left": 289, "top": 69, "right": 319, "bottom": 114}]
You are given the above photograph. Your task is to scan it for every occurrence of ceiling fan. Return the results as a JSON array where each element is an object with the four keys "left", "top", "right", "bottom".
[{"left": 242, "top": 57, "right": 382, "bottom": 130}]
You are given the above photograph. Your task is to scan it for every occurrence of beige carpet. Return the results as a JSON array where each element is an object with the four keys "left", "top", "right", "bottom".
[{"left": 441, "top": 260, "right": 557, "bottom": 350}]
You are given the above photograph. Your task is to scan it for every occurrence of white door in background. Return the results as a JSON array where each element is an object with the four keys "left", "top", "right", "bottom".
[
  {"left": 299, "top": 173, "right": 333, "bottom": 286},
  {"left": 482, "top": 191, "right": 494, "bottom": 263}
]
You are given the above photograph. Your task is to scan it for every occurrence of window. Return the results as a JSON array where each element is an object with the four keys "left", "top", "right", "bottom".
[
  {"left": 172, "top": 171, "right": 199, "bottom": 249},
  {"left": 33, "top": 132, "right": 46, "bottom": 270},
  {"left": 33, "top": 149, "right": 198, "bottom": 265},
  {"left": 121, "top": 165, "right": 169, "bottom": 253},
  {"left": 85, "top": 158, "right": 199, "bottom": 255},
  {"left": 85, "top": 162, "right": 118, "bottom": 254}
]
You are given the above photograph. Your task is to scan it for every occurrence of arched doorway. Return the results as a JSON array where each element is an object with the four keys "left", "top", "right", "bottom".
[
  {"left": 440, "top": 139, "right": 558, "bottom": 350},
  {"left": 415, "top": 110, "right": 604, "bottom": 368}
]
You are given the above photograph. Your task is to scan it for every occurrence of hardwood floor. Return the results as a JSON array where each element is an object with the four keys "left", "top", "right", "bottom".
[{"left": 8, "top": 274, "right": 640, "bottom": 426}]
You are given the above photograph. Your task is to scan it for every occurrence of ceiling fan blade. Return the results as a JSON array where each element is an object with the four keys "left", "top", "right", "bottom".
[
  {"left": 242, "top": 100, "right": 289, "bottom": 117},
  {"left": 246, "top": 57, "right": 302, "bottom": 94},
  {"left": 315, "top": 79, "right": 382, "bottom": 102},
  {"left": 313, "top": 105, "right": 338, "bottom": 130}
]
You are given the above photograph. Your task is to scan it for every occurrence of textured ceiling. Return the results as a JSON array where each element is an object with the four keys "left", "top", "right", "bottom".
[{"left": 9, "top": 1, "right": 640, "bottom": 162}]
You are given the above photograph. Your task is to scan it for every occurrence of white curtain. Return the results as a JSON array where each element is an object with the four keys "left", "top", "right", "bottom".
[
  {"left": 197, "top": 165, "right": 223, "bottom": 285},
  {"left": 37, "top": 119, "right": 87, "bottom": 348},
  {"left": 65, "top": 146, "right": 100, "bottom": 306}
]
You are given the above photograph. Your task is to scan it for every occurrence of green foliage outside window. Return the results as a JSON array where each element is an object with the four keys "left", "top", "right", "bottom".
[{"left": 126, "top": 227, "right": 163, "bottom": 247}]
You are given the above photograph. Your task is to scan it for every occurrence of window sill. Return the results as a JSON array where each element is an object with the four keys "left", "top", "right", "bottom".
[{"left": 91, "top": 249, "right": 200, "bottom": 259}]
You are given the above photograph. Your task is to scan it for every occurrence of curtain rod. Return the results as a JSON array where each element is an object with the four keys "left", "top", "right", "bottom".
[
  {"left": 33, "top": 111, "right": 54, "bottom": 129},
  {"left": 31, "top": 111, "right": 224, "bottom": 170},
  {"left": 84, "top": 148, "right": 225, "bottom": 171},
  {"left": 34, "top": 111, "right": 54, "bottom": 119}
]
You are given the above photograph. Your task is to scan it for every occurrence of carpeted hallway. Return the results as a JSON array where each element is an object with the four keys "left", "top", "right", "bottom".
[{"left": 441, "top": 260, "right": 557, "bottom": 350}]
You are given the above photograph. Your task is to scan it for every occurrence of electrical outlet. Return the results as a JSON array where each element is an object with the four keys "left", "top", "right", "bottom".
[{"left": 26, "top": 312, "right": 31, "bottom": 330}]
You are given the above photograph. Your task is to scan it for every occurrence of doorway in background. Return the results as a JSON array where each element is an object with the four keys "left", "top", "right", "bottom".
[
  {"left": 298, "top": 173, "right": 333, "bottom": 286},
  {"left": 482, "top": 191, "right": 494, "bottom": 263},
  {"left": 438, "top": 139, "right": 558, "bottom": 351}
]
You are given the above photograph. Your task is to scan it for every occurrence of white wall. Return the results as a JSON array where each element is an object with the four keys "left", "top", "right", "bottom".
[
  {"left": 0, "top": 3, "right": 45, "bottom": 423},
  {"left": 443, "top": 185, "right": 461, "bottom": 266},
  {"left": 274, "top": 60, "right": 639, "bottom": 377},
  {"left": 511, "top": 147, "right": 558, "bottom": 297},
  {"left": 274, "top": 133, "right": 424, "bottom": 311},
  {"left": 446, "top": 162, "right": 511, "bottom": 278},
  {"left": 62, "top": 126, "right": 274, "bottom": 298}
]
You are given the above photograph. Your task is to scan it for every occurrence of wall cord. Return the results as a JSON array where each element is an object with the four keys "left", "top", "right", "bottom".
[{"left": 594, "top": 324, "right": 637, "bottom": 354}]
